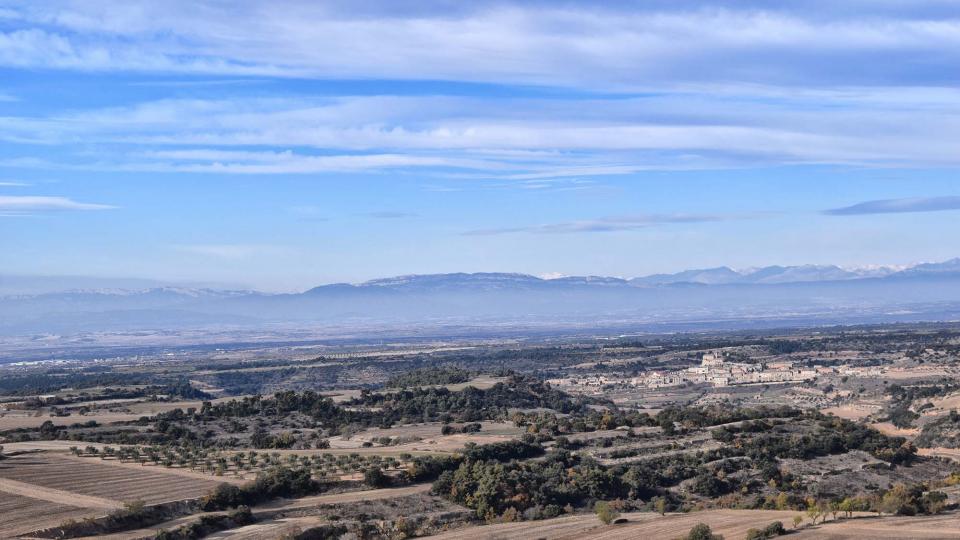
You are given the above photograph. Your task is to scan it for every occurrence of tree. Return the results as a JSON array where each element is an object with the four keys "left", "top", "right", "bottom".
[
  {"left": 763, "top": 521, "right": 786, "bottom": 537},
  {"left": 363, "top": 467, "right": 390, "bottom": 488},
  {"left": 653, "top": 496, "right": 667, "bottom": 516},
  {"left": 686, "top": 523, "right": 723, "bottom": 540},
  {"left": 837, "top": 498, "right": 852, "bottom": 518},
  {"left": 806, "top": 500, "right": 821, "bottom": 525},
  {"left": 923, "top": 491, "right": 947, "bottom": 515},
  {"left": 792, "top": 515, "right": 803, "bottom": 529},
  {"left": 594, "top": 501, "right": 619, "bottom": 525},
  {"left": 881, "top": 484, "right": 917, "bottom": 516}
]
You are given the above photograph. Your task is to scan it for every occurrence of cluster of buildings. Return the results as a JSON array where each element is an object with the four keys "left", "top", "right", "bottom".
[
  {"left": 548, "top": 352, "right": 818, "bottom": 390},
  {"left": 639, "top": 352, "right": 817, "bottom": 388}
]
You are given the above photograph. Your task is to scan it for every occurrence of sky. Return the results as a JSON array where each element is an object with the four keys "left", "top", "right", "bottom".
[{"left": 1, "top": 1, "right": 960, "bottom": 291}]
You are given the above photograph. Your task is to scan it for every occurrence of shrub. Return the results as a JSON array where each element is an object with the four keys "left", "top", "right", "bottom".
[
  {"left": 745, "top": 521, "right": 785, "bottom": 539},
  {"left": 686, "top": 523, "right": 724, "bottom": 540},
  {"left": 594, "top": 501, "right": 619, "bottom": 525},
  {"left": 764, "top": 521, "right": 786, "bottom": 536},
  {"left": 280, "top": 524, "right": 348, "bottom": 540},
  {"left": 363, "top": 467, "right": 390, "bottom": 488}
]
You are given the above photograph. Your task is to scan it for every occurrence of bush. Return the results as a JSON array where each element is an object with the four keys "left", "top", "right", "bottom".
[
  {"left": 363, "top": 467, "right": 390, "bottom": 488},
  {"left": 280, "top": 524, "right": 348, "bottom": 540},
  {"left": 764, "top": 521, "right": 786, "bottom": 536},
  {"left": 745, "top": 521, "right": 785, "bottom": 540},
  {"left": 594, "top": 501, "right": 620, "bottom": 525},
  {"left": 686, "top": 523, "right": 724, "bottom": 540}
]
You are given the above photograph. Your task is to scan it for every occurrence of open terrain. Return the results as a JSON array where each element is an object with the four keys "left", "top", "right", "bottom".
[
  {"left": 0, "top": 491, "right": 100, "bottom": 538},
  {"left": 3, "top": 325, "right": 960, "bottom": 539},
  {"left": 0, "top": 453, "right": 223, "bottom": 506}
]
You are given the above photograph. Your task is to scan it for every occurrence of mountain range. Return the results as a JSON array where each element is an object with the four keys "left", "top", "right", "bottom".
[{"left": 3, "top": 259, "right": 960, "bottom": 336}]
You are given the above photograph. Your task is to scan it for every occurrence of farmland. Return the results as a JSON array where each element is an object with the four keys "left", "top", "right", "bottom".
[
  {"left": 0, "top": 453, "right": 223, "bottom": 505},
  {"left": 3, "top": 326, "right": 960, "bottom": 538},
  {"left": 0, "top": 491, "right": 98, "bottom": 538},
  {"left": 431, "top": 510, "right": 804, "bottom": 539}
]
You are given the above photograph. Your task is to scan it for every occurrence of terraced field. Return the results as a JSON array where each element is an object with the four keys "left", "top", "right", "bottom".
[
  {"left": 429, "top": 510, "right": 960, "bottom": 540},
  {"left": 0, "top": 491, "right": 99, "bottom": 538},
  {"left": 794, "top": 513, "right": 960, "bottom": 539},
  {"left": 0, "top": 453, "right": 223, "bottom": 505},
  {"left": 429, "top": 509, "right": 805, "bottom": 540}
]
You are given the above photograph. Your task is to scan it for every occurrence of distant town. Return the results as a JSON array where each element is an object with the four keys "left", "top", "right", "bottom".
[{"left": 548, "top": 351, "right": 890, "bottom": 391}]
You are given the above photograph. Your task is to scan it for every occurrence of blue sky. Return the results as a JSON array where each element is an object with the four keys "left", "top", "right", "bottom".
[{"left": 1, "top": 1, "right": 959, "bottom": 290}]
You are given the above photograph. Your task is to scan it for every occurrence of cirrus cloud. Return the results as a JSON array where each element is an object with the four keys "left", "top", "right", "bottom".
[
  {"left": 462, "top": 213, "right": 729, "bottom": 235},
  {"left": 824, "top": 196, "right": 960, "bottom": 215},
  {"left": 0, "top": 195, "right": 115, "bottom": 215}
]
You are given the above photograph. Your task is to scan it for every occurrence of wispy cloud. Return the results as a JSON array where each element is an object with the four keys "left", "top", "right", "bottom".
[
  {"left": 2, "top": 4, "right": 960, "bottom": 178},
  {"left": 2, "top": 3, "right": 959, "bottom": 90},
  {"left": 127, "top": 79, "right": 267, "bottom": 87},
  {"left": 824, "top": 196, "right": 960, "bottom": 215},
  {"left": 6, "top": 89, "right": 960, "bottom": 177},
  {"left": 0, "top": 195, "right": 115, "bottom": 215},
  {"left": 174, "top": 244, "right": 282, "bottom": 259},
  {"left": 366, "top": 211, "right": 417, "bottom": 219},
  {"left": 0, "top": 181, "right": 29, "bottom": 186},
  {"left": 463, "top": 213, "right": 727, "bottom": 235}
]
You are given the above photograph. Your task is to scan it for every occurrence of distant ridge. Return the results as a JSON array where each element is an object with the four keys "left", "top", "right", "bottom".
[{"left": 3, "top": 258, "right": 960, "bottom": 336}]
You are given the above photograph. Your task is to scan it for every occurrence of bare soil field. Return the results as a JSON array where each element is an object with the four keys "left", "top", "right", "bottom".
[
  {"left": 0, "top": 476, "right": 122, "bottom": 509},
  {"left": 60, "top": 453, "right": 247, "bottom": 485},
  {"left": 0, "top": 453, "right": 223, "bottom": 505},
  {"left": 87, "top": 484, "right": 433, "bottom": 540},
  {"left": 880, "top": 369, "right": 953, "bottom": 382},
  {"left": 922, "top": 392, "right": 960, "bottom": 416},
  {"left": 0, "top": 440, "right": 119, "bottom": 452},
  {"left": 0, "top": 491, "right": 101, "bottom": 538},
  {"left": 259, "top": 445, "right": 453, "bottom": 458},
  {"left": 794, "top": 512, "right": 960, "bottom": 539},
  {"left": 320, "top": 389, "right": 363, "bottom": 403},
  {"left": 256, "top": 483, "right": 432, "bottom": 512},
  {"left": 122, "top": 395, "right": 256, "bottom": 415},
  {"left": 337, "top": 420, "right": 524, "bottom": 450},
  {"left": 821, "top": 404, "right": 881, "bottom": 421},
  {"left": 0, "top": 411, "right": 144, "bottom": 431},
  {"left": 918, "top": 447, "right": 960, "bottom": 461},
  {"left": 429, "top": 509, "right": 805, "bottom": 540},
  {"left": 441, "top": 375, "right": 508, "bottom": 391},
  {"left": 871, "top": 421, "right": 920, "bottom": 438},
  {"left": 204, "top": 516, "right": 328, "bottom": 539},
  {"left": 87, "top": 511, "right": 228, "bottom": 540}
]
